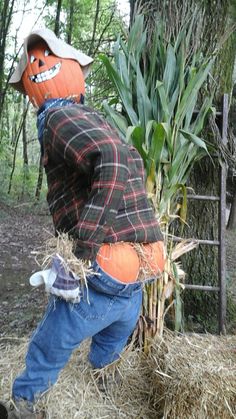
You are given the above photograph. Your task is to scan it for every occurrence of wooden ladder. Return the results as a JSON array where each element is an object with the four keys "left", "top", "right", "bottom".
[{"left": 176, "top": 94, "right": 229, "bottom": 334}]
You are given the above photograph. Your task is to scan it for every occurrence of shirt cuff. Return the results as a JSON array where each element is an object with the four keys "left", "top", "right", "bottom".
[{"left": 73, "top": 239, "right": 100, "bottom": 261}]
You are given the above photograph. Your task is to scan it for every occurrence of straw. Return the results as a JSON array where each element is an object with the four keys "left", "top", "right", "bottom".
[
  {"left": 1, "top": 331, "right": 236, "bottom": 418},
  {"left": 32, "top": 232, "right": 95, "bottom": 283}
]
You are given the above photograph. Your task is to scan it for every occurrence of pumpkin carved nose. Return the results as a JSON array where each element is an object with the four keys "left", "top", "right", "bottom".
[{"left": 39, "top": 59, "right": 45, "bottom": 67}]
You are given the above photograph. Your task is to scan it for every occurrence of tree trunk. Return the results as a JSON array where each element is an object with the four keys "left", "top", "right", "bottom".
[
  {"left": 227, "top": 188, "right": 236, "bottom": 229},
  {"left": 67, "top": 0, "right": 74, "bottom": 45},
  {"left": 181, "top": 158, "right": 220, "bottom": 332},
  {"left": 8, "top": 99, "right": 29, "bottom": 194},
  {"left": 35, "top": 156, "right": 44, "bottom": 201},
  {"left": 181, "top": 11, "right": 236, "bottom": 332},
  {"left": 0, "top": 0, "right": 15, "bottom": 121},
  {"left": 88, "top": 0, "right": 100, "bottom": 55},
  {"left": 129, "top": 0, "right": 135, "bottom": 24},
  {"left": 22, "top": 97, "right": 28, "bottom": 167},
  {"left": 54, "top": 0, "right": 62, "bottom": 37},
  {"left": 21, "top": 96, "right": 29, "bottom": 199}
]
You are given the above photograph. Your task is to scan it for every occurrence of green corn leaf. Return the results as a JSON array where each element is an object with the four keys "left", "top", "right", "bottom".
[
  {"left": 146, "top": 160, "right": 156, "bottom": 194},
  {"left": 148, "top": 24, "right": 159, "bottom": 84},
  {"left": 115, "top": 50, "right": 130, "bottom": 89},
  {"left": 175, "top": 58, "right": 214, "bottom": 127},
  {"left": 156, "top": 26, "right": 166, "bottom": 73},
  {"left": 127, "top": 15, "right": 146, "bottom": 60},
  {"left": 127, "top": 126, "right": 147, "bottom": 164},
  {"left": 169, "top": 85, "right": 180, "bottom": 117},
  {"left": 191, "top": 94, "right": 215, "bottom": 135},
  {"left": 113, "top": 36, "right": 121, "bottom": 66},
  {"left": 150, "top": 84, "right": 159, "bottom": 121},
  {"left": 137, "top": 64, "right": 153, "bottom": 125},
  {"left": 179, "top": 129, "right": 209, "bottom": 153},
  {"left": 168, "top": 140, "right": 191, "bottom": 183},
  {"left": 148, "top": 123, "right": 167, "bottom": 165},
  {"left": 163, "top": 45, "right": 177, "bottom": 96},
  {"left": 102, "top": 102, "right": 128, "bottom": 138},
  {"left": 183, "top": 84, "right": 199, "bottom": 130},
  {"left": 145, "top": 120, "right": 156, "bottom": 147},
  {"left": 126, "top": 126, "right": 138, "bottom": 143},
  {"left": 176, "top": 42, "right": 186, "bottom": 101},
  {"left": 159, "top": 183, "right": 183, "bottom": 215},
  {"left": 119, "top": 39, "right": 137, "bottom": 72},
  {"left": 174, "top": 22, "right": 187, "bottom": 52},
  {"left": 156, "top": 81, "right": 170, "bottom": 122},
  {"left": 185, "top": 9, "right": 198, "bottom": 51},
  {"left": 99, "top": 54, "right": 138, "bottom": 126},
  {"left": 120, "top": 37, "right": 137, "bottom": 74}
]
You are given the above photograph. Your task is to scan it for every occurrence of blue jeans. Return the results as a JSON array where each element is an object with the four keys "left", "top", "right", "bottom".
[{"left": 12, "top": 262, "right": 143, "bottom": 402}]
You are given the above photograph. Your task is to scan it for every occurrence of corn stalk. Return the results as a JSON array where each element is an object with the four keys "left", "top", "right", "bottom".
[{"left": 100, "top": 14, "right": 216, "bottom": 345}]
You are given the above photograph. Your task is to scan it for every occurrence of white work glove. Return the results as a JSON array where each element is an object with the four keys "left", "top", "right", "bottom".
[{"left": 29, "top": 254, "right": 81, "bottom": 302}]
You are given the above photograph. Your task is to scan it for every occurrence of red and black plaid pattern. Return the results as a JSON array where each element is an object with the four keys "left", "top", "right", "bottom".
[{"left": 43, "top": 105, "right": 163, "bottom": 260}]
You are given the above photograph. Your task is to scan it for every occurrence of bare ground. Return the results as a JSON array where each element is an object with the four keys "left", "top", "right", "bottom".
[{"left": 0, "top": 201, "right": 52, "bottom": 337}]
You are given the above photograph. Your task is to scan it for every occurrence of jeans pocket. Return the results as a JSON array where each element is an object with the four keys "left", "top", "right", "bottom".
[{"left": 71, "top": 287, "right": 118, "bottom": 321}]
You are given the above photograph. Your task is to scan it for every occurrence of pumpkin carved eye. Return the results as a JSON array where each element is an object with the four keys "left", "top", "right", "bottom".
[
  {"left": 44, "top": 49, "right": 51, "bottom": 57},
  {"left": 30, "top": 55, "right": 36, "bottom": 64}
]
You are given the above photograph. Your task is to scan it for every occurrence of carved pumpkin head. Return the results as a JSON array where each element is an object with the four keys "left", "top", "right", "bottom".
[{"left": 22, "top": 41, "right": 85, "bottom": 107}]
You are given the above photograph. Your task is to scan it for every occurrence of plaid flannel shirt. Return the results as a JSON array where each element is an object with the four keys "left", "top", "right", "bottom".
[{"left": 43, "top": 104, "right": 163, "bottom": 261}]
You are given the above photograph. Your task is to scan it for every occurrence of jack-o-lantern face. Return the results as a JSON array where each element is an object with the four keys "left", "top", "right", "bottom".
[{"left": 22, "top": 41, "right": 85, "bottom": 107}]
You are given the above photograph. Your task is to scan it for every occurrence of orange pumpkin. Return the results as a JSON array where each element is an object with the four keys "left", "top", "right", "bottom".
[{"left": 22, "top": 41, "right": 85, "bottom": 107}]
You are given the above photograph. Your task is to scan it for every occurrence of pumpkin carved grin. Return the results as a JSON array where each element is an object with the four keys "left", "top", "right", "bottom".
[{"left": 29, "top": 62, "right": 61, "bottom": 83}]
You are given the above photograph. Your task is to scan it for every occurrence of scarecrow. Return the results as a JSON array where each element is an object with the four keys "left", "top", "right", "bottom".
[{"left": 0, "top": 28, "right": 164, "bottom": 419}]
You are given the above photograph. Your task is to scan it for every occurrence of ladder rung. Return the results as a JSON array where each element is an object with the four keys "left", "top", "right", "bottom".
[
  {"left": 173, "top": 237, "right": 220, "bottom": 246},
  {"left": 193, "top": 110, "right": 222, "bottom": 116},
  {"left": 186, "top": 194, "right": 220, "bottom": 201},
  {"left": 184, "top": 284, "right": 220, "bottom": 292},
  {"left": 196, "top": 239, "right": 220, "bottom": 246}
]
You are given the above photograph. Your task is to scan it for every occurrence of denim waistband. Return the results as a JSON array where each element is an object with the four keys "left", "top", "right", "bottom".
[{"left": 88, "top": 262, "right": 144, "bottom": 298}]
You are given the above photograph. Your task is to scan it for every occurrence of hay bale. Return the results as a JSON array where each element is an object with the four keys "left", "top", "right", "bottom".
[{"left": 148, "top": 331, "right": 236, "bottom": 419}]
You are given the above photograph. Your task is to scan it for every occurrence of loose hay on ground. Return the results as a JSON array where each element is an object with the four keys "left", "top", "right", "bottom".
[
  {"left": 0, "top": 338, "right": 157, "bottom": 419},
  {"left": 1, "top": 331, "right": 236, "bottom": 418}
]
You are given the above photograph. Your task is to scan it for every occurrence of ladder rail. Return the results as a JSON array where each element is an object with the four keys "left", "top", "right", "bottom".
[
  {"left": 218, "top": 93, "right": 228, "bottom": 334},
  {"left": 177, "top": 94, "right": 228, "bottom": 334}
]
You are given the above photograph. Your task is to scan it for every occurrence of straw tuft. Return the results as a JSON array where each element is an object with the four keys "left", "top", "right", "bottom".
[{"left": 33, "top": 232, "right": 94, "bottom": 281}]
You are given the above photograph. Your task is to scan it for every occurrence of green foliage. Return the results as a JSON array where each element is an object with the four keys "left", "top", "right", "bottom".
[
  {"left": 0, "top": 155, "right": 47, "bottom": 202},
  {"left": 100, "top": 14, "right": 215, "bottom": 224}
]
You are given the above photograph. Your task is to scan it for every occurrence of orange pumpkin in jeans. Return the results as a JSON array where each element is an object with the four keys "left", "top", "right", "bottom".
[{"left": 96, "top": 241, "right": 165, "bottom": 283}]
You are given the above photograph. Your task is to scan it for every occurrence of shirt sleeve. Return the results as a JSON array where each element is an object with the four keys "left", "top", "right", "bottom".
[{"left": 45, "top": 108, "right": 129, "bottom": 260}]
